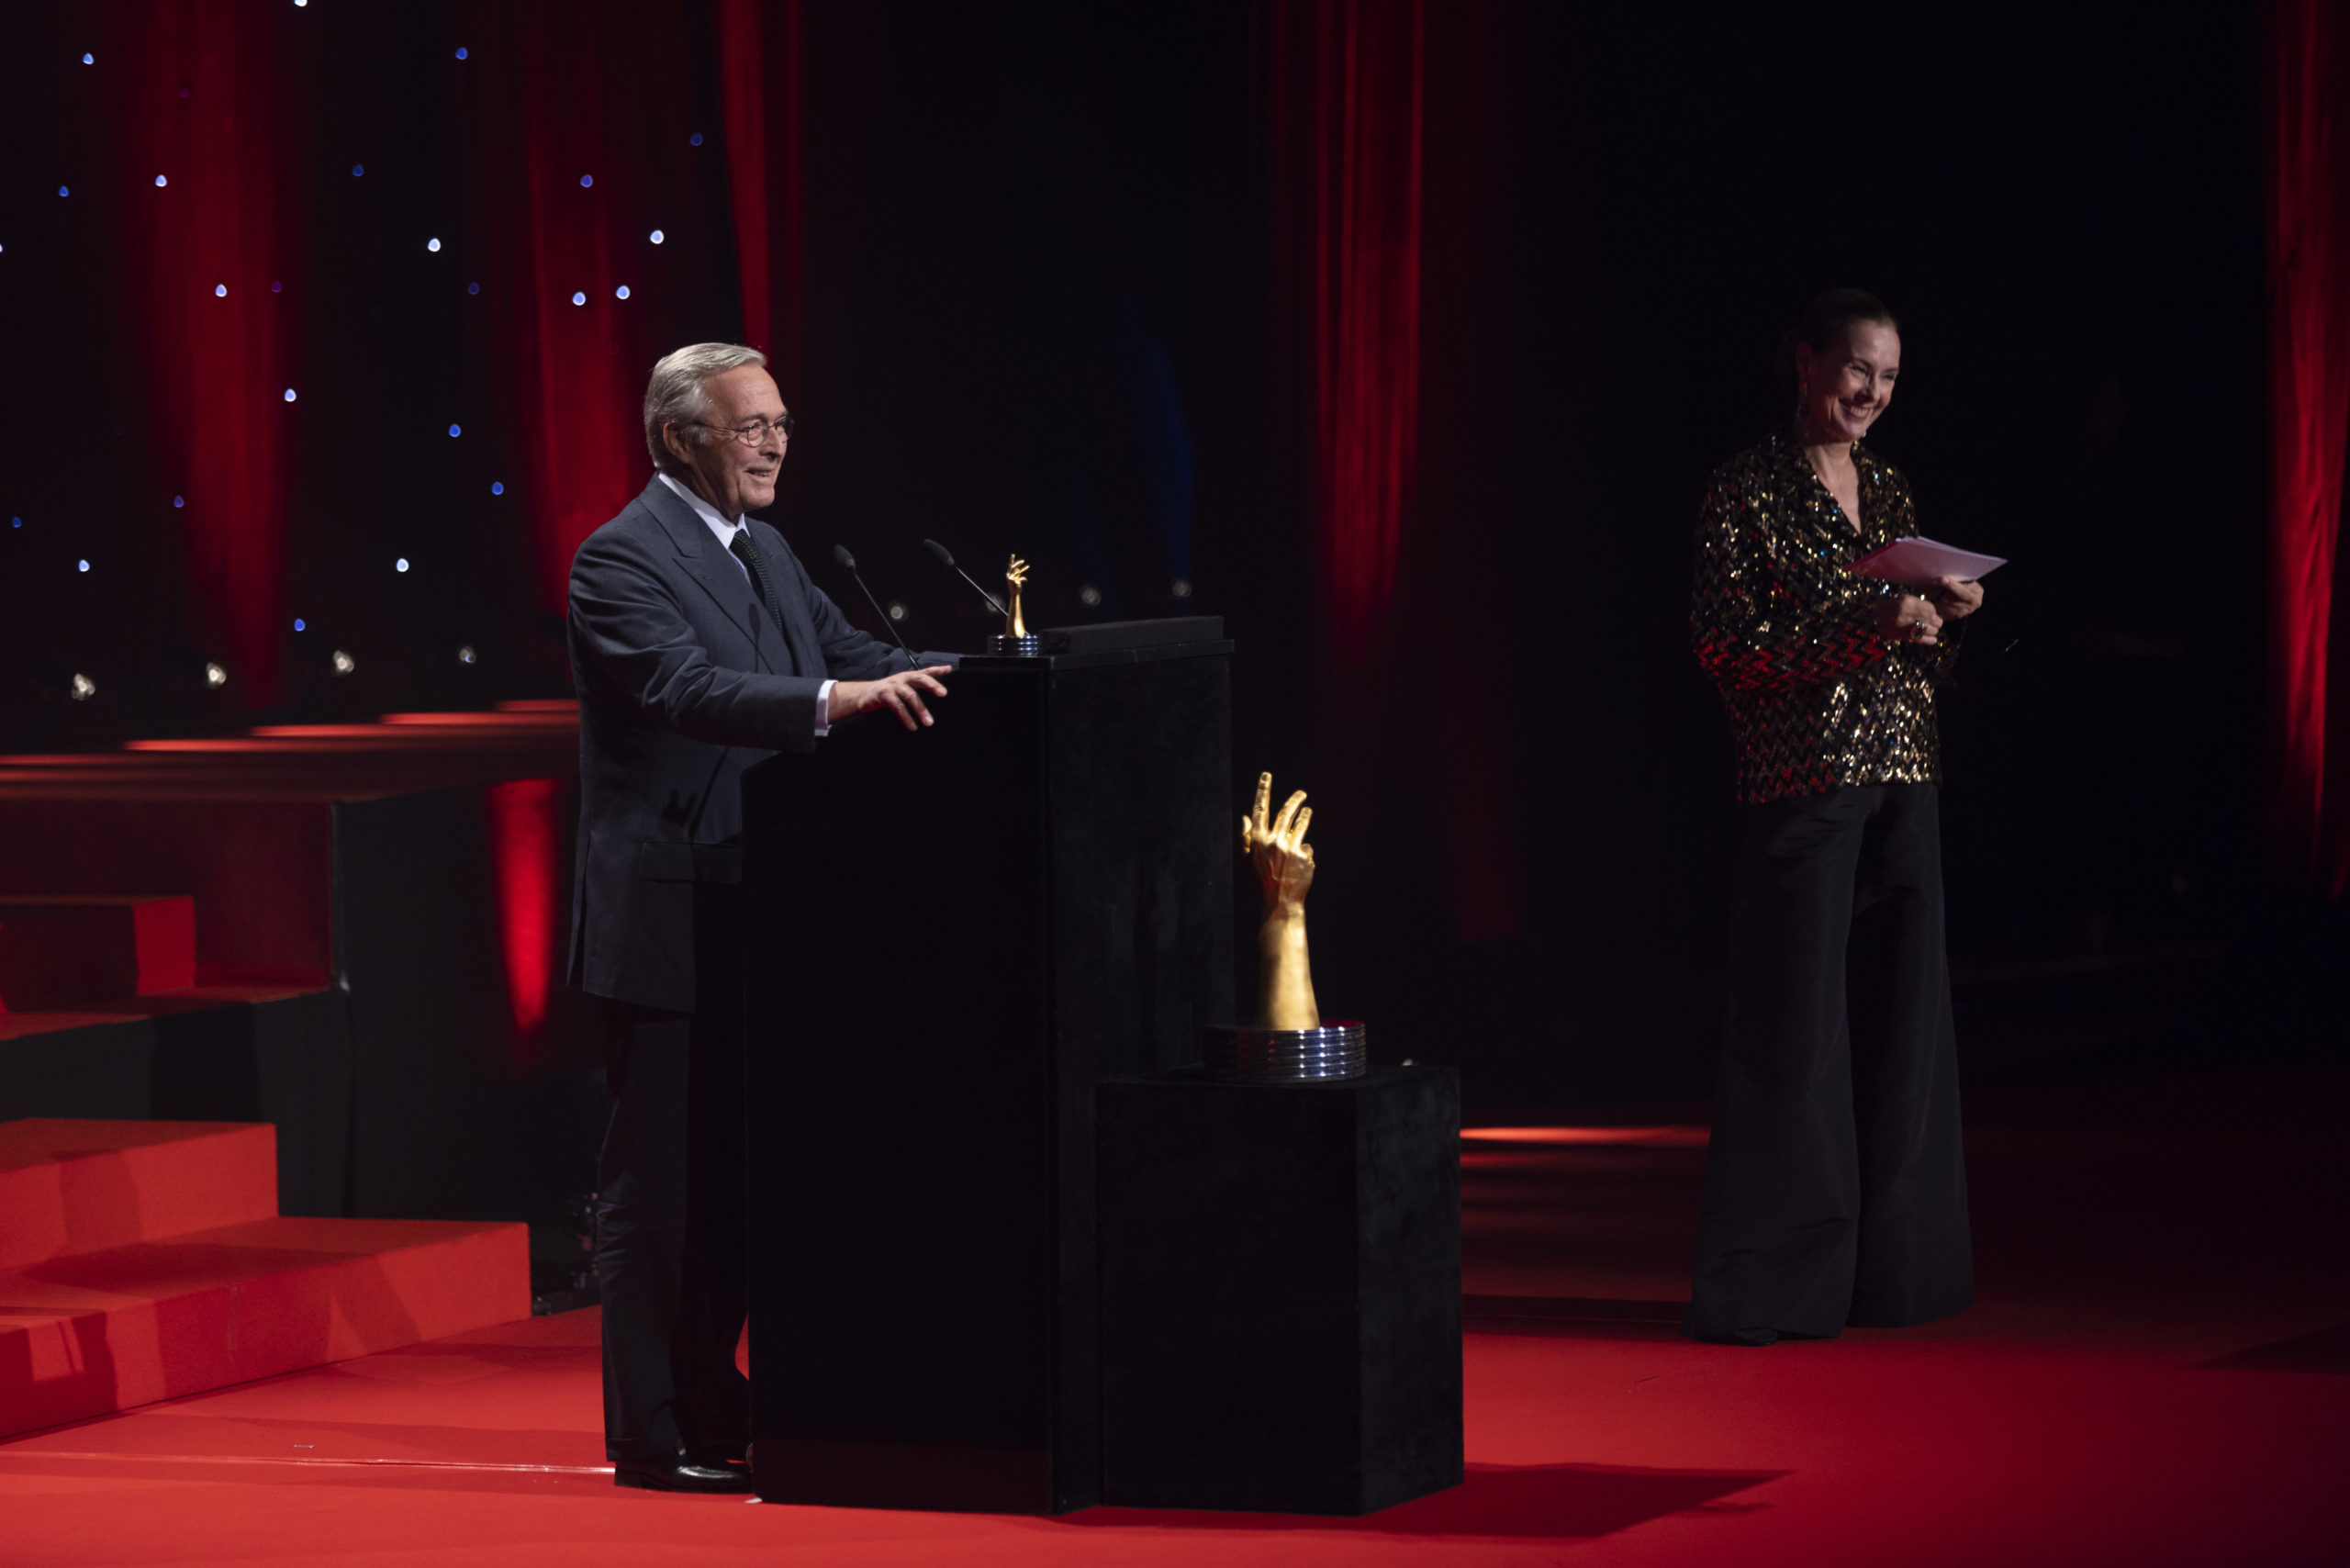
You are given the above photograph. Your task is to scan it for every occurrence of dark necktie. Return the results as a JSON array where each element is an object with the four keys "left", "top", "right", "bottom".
[{"left": 727, "top": 527, "right": 783, "bottom": 631}]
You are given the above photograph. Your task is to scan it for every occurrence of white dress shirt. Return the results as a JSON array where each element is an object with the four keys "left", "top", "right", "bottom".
[{"left": 656, "top": 471, "right": 834, "bottom": 738}]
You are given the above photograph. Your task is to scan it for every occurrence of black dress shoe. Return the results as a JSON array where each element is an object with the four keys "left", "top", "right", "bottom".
[{"left": 612, "top": 1456, "right": 753, "bottom": 1494}]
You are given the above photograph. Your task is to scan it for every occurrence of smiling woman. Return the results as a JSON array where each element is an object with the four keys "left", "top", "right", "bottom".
[{"left": 1682, "top": 288, "right": 1985, "bottom": 1349}]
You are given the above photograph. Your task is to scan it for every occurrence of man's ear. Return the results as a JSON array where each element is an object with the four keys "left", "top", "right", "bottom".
[{"left": 660, "top": 423, "right": 694, "bottom": 468}]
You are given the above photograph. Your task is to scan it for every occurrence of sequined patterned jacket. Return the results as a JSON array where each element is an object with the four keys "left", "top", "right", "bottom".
[{"left": 1692, "top": 430, "right": 1958, "bottom": 805}]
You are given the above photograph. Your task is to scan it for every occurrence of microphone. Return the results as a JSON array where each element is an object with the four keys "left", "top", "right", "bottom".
[
  {"left": 831, "top": 543, "right": 925, "bottom": 672},
  {"left": 923, "top": 538, "right": 1010, "bottom": 619}
]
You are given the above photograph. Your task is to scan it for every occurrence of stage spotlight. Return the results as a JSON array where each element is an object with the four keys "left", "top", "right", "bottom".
[
  {"left": 448, "top": 423, "right": 461, "bottom": 437},
  {"left": 205, "top": 662, "right": 227, "bottom": 689},
  {"left": 571, "top": 291, "right": 586, "bottom": 306},
  {"left": 70, "top": 674, "right": 95, "bottom": 700},
  {"left": 284, "top": 388, "right": 297, "bottom": 401},
  {"left": 10, "top": 518, "right": 19, "bottom": 528},
  {"left": 1171, "top": 579, "right": 1193, "bottom": 599},
  {"left": 458, "top": 644, "right": 477, "bottom": 666},
  {"left": 455, "top": 47, "right": 467, "bottom": 60},
  {"left": 580, "top": 174, "right": 593, "bottom": 188},
  {"left": 58, "top": 186, "right": 69, "bottom": 197},
  {"left": 396, "top": 558, "right": 410, "bottom": 573},
  {"left": 294, "top": 618, "right": 306, "bottom": 632},
  {"left": 173, "top": 496, "right": 185, "bottom": 508},
  {"left": 650, "top": 229, "right": 665, "bottom": 244},
  {"left": 77, "top": 559, "right": 89, "bottom": 573},
  {"left": 272, "top": 280, "right": 283, "bottom": 293},
  {"left": 82, "top": 53, "right": 94, "bottom": 64},
  {"left": 689, "top": 133, "right": 703, "bottom": 146},
  {"left": 155, "top": 175, "right": 168, "bottom": 187},
  {"left": 468, "top": 282, "right": 479, "bottom": 295},
  {"left": 887, "top": 601, "right": 908, "bottom": 622},
  {"left": 352, "top": 164, "right": 364, "bottom": 176},
  {"left": 1079, "top": 584, "right": 1102, "bottom": 607},
  {"left": 491, "top": 482, "right": 505, "bottom": 495},
  {"left": 616, "top": 285, "right": 631, "bottom": 300},
  {"left": 213, "top": 284, "right": 225, "bottom": 297},
  {"left": 428, "top": 238, "right": 442, "bottom": 252},
  {"left": 331, "top": 650, "right": 355, "bottom": 676}
]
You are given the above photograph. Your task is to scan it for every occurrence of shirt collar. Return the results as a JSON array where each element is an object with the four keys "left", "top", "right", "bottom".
[{"left": 655, "top": 471, "right": 744, "bottom": 545}]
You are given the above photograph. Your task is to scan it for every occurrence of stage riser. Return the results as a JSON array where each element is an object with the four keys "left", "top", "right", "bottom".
[
  {"left": 0, "top": 1117, "right": 529, "bottom": 1440},
  {"left": 0, "top": 1120, "right": 279, "bottom": 1268},
  {"left": 0, "top": 898, "right": 196, "bottom": 1013},
  {"left": 0, "top": 992, "right": 352, "bottom": 1217}
]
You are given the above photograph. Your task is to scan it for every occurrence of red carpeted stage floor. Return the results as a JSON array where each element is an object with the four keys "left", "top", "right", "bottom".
[{"left": 3, "top": 1063, "right": 2344, "bottom": 1567}]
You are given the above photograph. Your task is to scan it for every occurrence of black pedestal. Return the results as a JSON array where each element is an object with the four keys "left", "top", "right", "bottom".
[{"left": 1097, "top": 1066, "right": 1463, "bottom": 1515}]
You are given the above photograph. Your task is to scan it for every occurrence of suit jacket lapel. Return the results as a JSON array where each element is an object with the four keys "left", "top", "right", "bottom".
[
  {"left": 748, "top": 521, "right": 822, "bottom": 678},
  {"left": 638, "top": 478, "right": 778, "bottom": 673}
]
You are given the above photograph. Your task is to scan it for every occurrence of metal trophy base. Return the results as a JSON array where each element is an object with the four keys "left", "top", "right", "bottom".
[
  {"left": 986, "top": 633, "right": 1043, "bottom": 656},
  {"left": 1203, "top": 1021, "right": 1367, "bottom": 1083}
]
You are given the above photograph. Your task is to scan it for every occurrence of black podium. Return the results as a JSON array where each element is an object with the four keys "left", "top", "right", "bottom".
[{"left": 739, "top": 632, "right": 1234, "bottom": 1514}]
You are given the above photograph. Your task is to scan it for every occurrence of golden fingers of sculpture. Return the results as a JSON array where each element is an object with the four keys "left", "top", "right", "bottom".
[
  {"left": 1242, "top": 770, "right": 1320, "bottom": 1030},
  {"left": 1005, "top": 554, "right": 1030, "bottom": 637}
]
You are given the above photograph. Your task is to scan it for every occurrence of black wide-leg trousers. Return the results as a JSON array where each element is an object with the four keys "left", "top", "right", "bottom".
[
  {"left": 1685, "top": 783, "right": 1974, "bottom": 1342},
  {"left": 590, "top": 895, "right": 749, "bottom": 1463}
]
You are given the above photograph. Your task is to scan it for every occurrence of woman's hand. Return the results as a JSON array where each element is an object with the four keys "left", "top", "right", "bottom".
[
  {"left": 1877, "top": 594, "right": 1944, "bottom": 646},
  {"left": 828, "top": 666, "right": 952, "bottom": 730},
  {"left": 1930, "top": 575, "right": 1985, "bottom": 622}
]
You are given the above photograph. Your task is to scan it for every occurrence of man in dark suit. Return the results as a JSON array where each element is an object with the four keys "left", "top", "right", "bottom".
[{"left": 567, "top": 342, "right": 952, "bottom": 1492}]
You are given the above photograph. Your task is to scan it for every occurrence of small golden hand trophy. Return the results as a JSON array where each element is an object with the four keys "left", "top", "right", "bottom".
[
  {"left": 986, "top": 554, "right": 1042, "bottom": 656},
  {"left": 1204, "top": 772, "right": 1367, "bottom": 1081}
]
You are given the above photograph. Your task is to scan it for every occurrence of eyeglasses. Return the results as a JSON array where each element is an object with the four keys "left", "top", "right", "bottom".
[{"left": 690, "top": 413, "right": 794, "bottom": 448}]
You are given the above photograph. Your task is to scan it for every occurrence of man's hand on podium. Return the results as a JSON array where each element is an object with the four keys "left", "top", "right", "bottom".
[{"left": 829, "top": 666, "right": 952, "bottom": 731}]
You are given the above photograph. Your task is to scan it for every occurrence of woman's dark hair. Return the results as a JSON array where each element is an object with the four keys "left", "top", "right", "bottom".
[{"left": 1777, "top": 287, "right": 1898, "bottom": 404}]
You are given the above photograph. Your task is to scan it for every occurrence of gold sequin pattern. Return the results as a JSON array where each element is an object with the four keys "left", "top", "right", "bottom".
[{"left": 1691, "top": 430, "right": 1959, "bottom": 805}]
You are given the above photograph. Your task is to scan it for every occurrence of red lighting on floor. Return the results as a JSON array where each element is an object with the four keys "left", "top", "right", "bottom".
[{"left": 1460, "top": 1126, "right": 1710, "bottom": 1148}]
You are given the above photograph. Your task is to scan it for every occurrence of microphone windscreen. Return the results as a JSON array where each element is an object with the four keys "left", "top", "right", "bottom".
[
  {"left": 832, "top": 543, "right": 857, "bottom": 570},
  {"left": 923, "top": 538, "right": 955, "bottom": 567}
]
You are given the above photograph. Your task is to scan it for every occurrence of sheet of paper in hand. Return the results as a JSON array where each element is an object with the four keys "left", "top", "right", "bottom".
[{"left": 1846, "top": 536, "right": 2008, "bottom": 584}]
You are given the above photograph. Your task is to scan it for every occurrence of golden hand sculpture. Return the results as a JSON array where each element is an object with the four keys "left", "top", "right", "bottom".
[
  {"left": 1005, "top": 555, "right": 1030, "bottom": 638},
  {"left": 1242, "top": 770, "right": 1320, "bottom": 1030}
]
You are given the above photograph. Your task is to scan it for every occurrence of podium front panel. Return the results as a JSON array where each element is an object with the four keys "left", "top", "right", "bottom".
[{"left": 741, "top": 643, "right": 1233, "bottom": 1513}]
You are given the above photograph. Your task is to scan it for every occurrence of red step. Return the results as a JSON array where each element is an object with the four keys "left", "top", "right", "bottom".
[
  {"left": 0, "top": 1119, "right": 278, "bottom": 1269},
  {"left": 0, "top": 1217, "right": 526, "bottom": 1438},
  {"left": 0, "top": 896, "right": 196, "bottom": 1013},
  {"left": 0, "top": 1119, "right": 529, "bottom": 1439}
]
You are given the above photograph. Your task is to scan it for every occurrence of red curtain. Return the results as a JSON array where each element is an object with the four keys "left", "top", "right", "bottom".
[
  {"left": 716, "top": 0, "right": 806, "bottom": 393},
  {"left": 113, "top": 3, "right": 299, "bottom": 704},
  {"left": 482, "top": 5, "right": 677, "bottom": 613},
  {"left": 1270, "top": 0, "right": 1427, "bottom": 679},
  {"left": 1267, "top": 1, "right": 1519, "bottom": 941},
  {"left": 2266, "top": 0, "right": 2350, "bottom": 899}
]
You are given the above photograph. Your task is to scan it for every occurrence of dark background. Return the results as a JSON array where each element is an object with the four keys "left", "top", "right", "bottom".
[{"left": 0, "top": 4, "right": 2298, "bottom": 1106}]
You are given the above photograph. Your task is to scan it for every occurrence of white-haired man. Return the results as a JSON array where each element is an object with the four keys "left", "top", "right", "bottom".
[{"left": 566, "top": 342, "right": 952, "bottom": 1492}]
